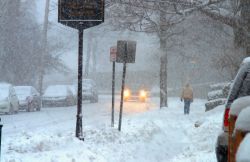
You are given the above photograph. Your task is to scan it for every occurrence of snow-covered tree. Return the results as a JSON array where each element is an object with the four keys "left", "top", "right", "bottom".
[
  {"left": 0, "top": 0, "right": 68, "bottom": 87},
  {"left": 108, "top": 0, "right": 207, "bottom": 107}
]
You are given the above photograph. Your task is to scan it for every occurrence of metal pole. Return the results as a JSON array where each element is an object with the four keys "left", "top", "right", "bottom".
[
  {"left": 76, "top": 29, "right": 84, "bottom": 141},
  {"left": 0, "top": 118, "right": 2, "bottom": 161},
  {"left": 118, "top": 42, "right": 128, "bottom": 131},
  {"left": 111, "top": 61, "right": 115, "bottom": 127}
]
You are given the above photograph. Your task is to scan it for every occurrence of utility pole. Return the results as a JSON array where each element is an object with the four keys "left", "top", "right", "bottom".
[{"left": 38, "top": 0, "right": 50, "bottom": 96}]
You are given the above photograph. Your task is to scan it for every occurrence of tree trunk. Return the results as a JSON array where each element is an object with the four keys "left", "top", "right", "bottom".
[
  {"left": 160, "top": 50, "right": 168, "bottom": 107},
  {"left": 159, "top": 2, "right": 168, "bottom": 108},
  {"left": 38, "top": 0, "right": 49, "bottom": 95}
]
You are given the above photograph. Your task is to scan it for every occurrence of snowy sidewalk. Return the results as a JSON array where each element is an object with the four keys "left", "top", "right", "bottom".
[{"left": 1, "top": 97, "right": 223, "bottom": 162}]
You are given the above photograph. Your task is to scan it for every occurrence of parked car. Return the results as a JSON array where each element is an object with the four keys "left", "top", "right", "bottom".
[
  {"left": 0, "top": 83, "right": 19, "bottom": 114},
  {"left": 42, "top": 85, "right": 75, "bottom": 107},
  {"left": 236, "top": 133, "right": 250, "bottom": 162},
  {"left": 234, "top": 107, "right": 250, "bottom": 162},
  {"left": 216, "top": 57, "right": 250, "bottom": 162},
  {"left": 82, "top": 79, "right": 98, "bottom": 103},
  {"left": 14, "top": 86, "right": 41, "bottom": 111},
  {"left": 123, "top": 86, "right": 149, "bottom": 102},
  {"left": 227, "top": 96, "right": 250, "bottom": 162}
]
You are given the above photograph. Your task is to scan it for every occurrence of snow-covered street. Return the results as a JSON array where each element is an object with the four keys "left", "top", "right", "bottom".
[{"left": 1, "top": 96, "right": 223, "bottom": 162}]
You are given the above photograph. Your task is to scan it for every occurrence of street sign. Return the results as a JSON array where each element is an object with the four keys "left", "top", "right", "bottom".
[
  {"left": 110, "top": 46, "right": 117, "bottom": 62},
  {"left": 58, "top": 0, "right": 104, "bottom": 29},
  {"left": 58, "top": 0, "right": 105, "bottom": 141},
  {"left": 116, "top": 40, "right": 136, "bottom": 63}
]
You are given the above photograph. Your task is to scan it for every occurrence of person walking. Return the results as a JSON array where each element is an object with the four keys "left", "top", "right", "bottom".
[{"left": 181, "top": 83, "right": 193, "bottom": 115}]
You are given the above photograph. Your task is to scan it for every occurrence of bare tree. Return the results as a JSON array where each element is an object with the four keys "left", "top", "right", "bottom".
[
  {"left": 108, "top": 0, "right": 204, "bottom": 107},
  {"left": 199, "top": 0, "right": 250, "bottom": 54}
]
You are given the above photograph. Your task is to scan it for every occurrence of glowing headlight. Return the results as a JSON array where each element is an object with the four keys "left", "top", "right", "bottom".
[
  {"left": 124, "top": 89, "right": 130, "bottom": 98},
  {"left": 139, "top": 90, "right": 147, "bottom": 98}
]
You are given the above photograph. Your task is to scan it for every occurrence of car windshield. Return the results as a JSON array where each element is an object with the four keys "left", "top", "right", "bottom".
[
  {"left": 0, "top": 86, "right": 9, "bottom": 100},
  {"left": 14, "top": 86, "right": 31, "bottom": 97},
  {"left": 44, "top": 85, "right": 68, "bottom": 97}
]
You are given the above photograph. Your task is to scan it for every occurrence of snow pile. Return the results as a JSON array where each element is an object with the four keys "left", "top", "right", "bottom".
[
  {"left": 235, "top": 107, "right": 250, "bottom": 132},
  {"left": 209, "top": 82, "right": 231, "bottom": 91},
  {"left": 2, "top": 97, "right": 223, "bottom": 162},
  {"left": 229, "top": 96, "right": 250, "bottom": 116},
  {"left": 242, "top": 57, "right": 250, "bottom": 64},
  {"left": 236, "top": 133, "right": 250, "bottom": 162},
  {"left": 207, "top": 90, "right": 224, "bottom": 101}
]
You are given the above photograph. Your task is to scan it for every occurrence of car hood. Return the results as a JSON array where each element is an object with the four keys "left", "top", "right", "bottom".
[
  {"left": 42, "top": 95, "right": 67, "bottom": 99},
  {"left": 17, "top": 95, "right": 28, "bottom": 101}
]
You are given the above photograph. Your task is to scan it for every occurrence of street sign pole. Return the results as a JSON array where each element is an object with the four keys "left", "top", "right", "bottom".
[
  {"left": 76, "top": 28, "right": 84, "bottom": 141},
  {"left": 111, "top": 61, "right": 115, "bottom": 127},
  {"left": 58, "top": 0, "right": 104, "bottom": 141},
  {"left": 0, "top": 118, "right": 3, "bottom": 161},
  {"left": 110, "top": 46, "right": 116, "bottom": 127},
  {"left": 118, "top": 42, "right": 128, "bottom": 131}
]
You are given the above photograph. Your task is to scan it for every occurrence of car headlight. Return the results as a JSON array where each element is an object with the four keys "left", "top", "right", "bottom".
[
  {"left": 139, "top": 90, "right": 147, "bottom": 98},
  {"left": 124, "top": 89, "right": 131, "bottom": 98}
]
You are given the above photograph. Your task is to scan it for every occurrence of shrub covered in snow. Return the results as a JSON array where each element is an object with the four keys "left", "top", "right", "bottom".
[
  {"left": 209, "top": 82, "right": 231, "bottom": 91},
  {"left": 207, "top": 90, "right": 224, "bottom": 101},
  {"left": 205, "top": 98, "right": 227, "bottom": 112},
  {"left": 205, "top": 81, "right": 231, "bottom": 112}
]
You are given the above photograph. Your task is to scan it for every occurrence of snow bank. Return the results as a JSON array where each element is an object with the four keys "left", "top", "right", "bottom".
[
  {"left": 229, "top": 96, "right": 250, "bottom": 116},
  {"left": 2, "top": 98, "right": 221, "bottom": 162},
  {"left": 236, "top": 133, "right": 250, "bottom": 162},
  {"left": 235, "top": 107, "right": 250, "bottom": 132},
  {"left": 207, "top": 90, "right": 224, "bottom": 101},
  {"left": 209, "top": 82, "right": 230, "bottom": 91}
]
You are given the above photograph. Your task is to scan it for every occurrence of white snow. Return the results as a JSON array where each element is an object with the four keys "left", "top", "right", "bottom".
[
  {"left": 236, "top": 133, "right": 250, "bottom": 162},
  {"left": 0, "top": 96, "right": 223, "bottom": 162},
  {"left": 207, "top": 90, "right": 224, "bottom": 100},
  {"left": 43, "top": 85, "right": 69, "bottom": 97},
  {"left": 229, "top": 96, "right": 250, "bottom": 116},
  {"left": 242, "top": 57, "right": 250, "bottom": 64},
  {"left": 0, "top": 83, "right": 12, "bottom": 100},
  {"left": 235, "top": 107, "right": 250, "bottom": 132},
  {"left": 209, "top": 82, "right": 230, "bottom": 91}
]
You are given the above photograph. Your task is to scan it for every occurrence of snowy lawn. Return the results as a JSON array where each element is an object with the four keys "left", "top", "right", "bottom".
[{"left": 1, "top": 96, "right": 224, "bottom": 162}]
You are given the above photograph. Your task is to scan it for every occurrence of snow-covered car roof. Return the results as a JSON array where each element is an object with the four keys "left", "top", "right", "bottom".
[
  {"left": 237, "top": 133, "right": 250, "bottom": 162},
  {"left": 14, "top": 86, "right": 32, "bottom": 96},
  {"left": 235, "top": 107, "right": 250, "bottom": 132},
  {"left": 226, "top": 61, "right": 250, "bottom": 107},
  {"left": 229, "top": 96, "right": 250, "bottom": 116},
  {"left": 43, "top": 85, "right": 70, "bottom": 97},
  {"left": 0, "top": 83, "right": 12, "bottom": 99}
]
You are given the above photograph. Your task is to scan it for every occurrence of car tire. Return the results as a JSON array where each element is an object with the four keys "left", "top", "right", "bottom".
[
  {"left": 216, "top": 146, "right": 228, "bottom": 162},
  {"left": 36, "top": 102, "right": 41, "bottom": 111}
]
